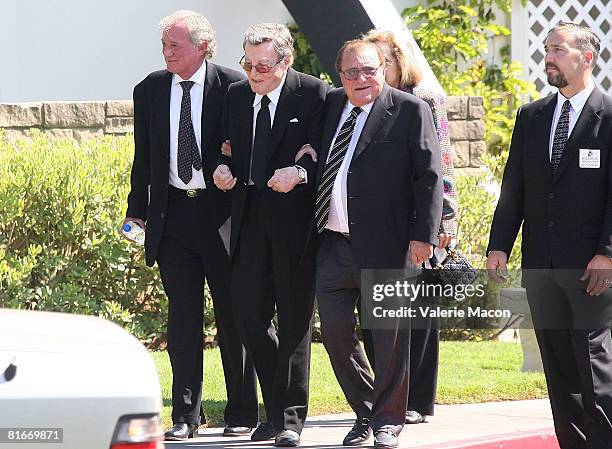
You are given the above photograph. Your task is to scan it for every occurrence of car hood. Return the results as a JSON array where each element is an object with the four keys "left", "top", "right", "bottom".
[
  {"left": 0, "top": 309, "right": 161, "bottom": 403},
  {"left": 0, "top": 308, "right": 147, "bottom": 354}
]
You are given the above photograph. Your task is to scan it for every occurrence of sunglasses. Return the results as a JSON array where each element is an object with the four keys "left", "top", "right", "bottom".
[
  {"left": 339, "top": 63, "right": 383, "bottom": 81},
  {"left": 239, "top": 55, "right": 284, "bottom": 73}
]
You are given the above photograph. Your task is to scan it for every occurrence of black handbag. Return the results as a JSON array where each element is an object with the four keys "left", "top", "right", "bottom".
[{"left": 425, "top": 249, "right": 478, "bottom": 286}]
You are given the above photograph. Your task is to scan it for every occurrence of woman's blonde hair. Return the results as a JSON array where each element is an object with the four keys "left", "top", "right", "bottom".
[{"left": 362, "top": 29, "right": 422, "bottom": 88}]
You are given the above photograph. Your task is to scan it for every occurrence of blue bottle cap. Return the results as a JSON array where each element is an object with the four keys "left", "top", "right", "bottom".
[{"left": 123, "top": 223, "right": 132, "bottom": 232}]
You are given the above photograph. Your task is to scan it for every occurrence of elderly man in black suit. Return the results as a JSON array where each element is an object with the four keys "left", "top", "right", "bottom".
[
  {"left": 213, "top": 23, "right": 327, "bottom": 447},
  {"left": 487, "top": 22, "right": 612, "bottom": 449},
  {"left": 123, "top": 10, "right": 258, "bottom": 441},
  {"left": 314, "top": 39, "right": 442, "bottom": 449}
]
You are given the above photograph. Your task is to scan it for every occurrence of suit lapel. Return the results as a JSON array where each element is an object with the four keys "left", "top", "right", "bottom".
[
  {"left": 351, "top": 84, "right": 393, "bottom": 161},
  {"left": 155, "top": 71, "right": 173, "bottom": 167},
  {"left": 554, "top": 87, "right": 603, "bottom": 180},
  {"left": 268, "top": 68, "right": 302, "bottom": 161},
  {"left": 201, "top": 61, "right": 222, "bottom": 159},
  {"left": 316, "top": 91, "right": 346, "bottom": 185},
  {"left": 532, "top": 94, "right": 557, "bottom": 178}
]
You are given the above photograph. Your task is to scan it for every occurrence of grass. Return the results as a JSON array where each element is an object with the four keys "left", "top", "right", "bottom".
[{"left": 151, "top": 341, "right": 547, "bottom": 428}]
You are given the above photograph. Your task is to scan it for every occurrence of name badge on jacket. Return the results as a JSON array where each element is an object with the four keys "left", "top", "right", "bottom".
[{"left": 579, "top": 149, "right": 600, "bottom": 168}]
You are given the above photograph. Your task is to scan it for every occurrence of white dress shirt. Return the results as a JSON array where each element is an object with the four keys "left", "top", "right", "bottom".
[
  {"left": 169, "top": 60, "right": 206, "bottom": 189},
  {"left": 325, "top": 100, "right": 374, "bottom": 233},
  {"left": 249, "top": 74, "right": 287, "bottom": 184},
  {"left": 548, "top": 81, "right": 595, "bottom": 160}
]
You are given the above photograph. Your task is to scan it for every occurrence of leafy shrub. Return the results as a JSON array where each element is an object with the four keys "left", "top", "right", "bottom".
[
  {"left": 289, "top": 23, "right": 334, "bottom": 86},
  {"left": 0, "top": 131, "right": 216, "bottom": 348},
  {"left": 402, "top": 0, "right": 537, "bottom": 155}
]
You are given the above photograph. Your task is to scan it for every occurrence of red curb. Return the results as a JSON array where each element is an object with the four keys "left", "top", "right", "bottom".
[{"left": 412, "top": 428, "right": 560, "bottom": 449}]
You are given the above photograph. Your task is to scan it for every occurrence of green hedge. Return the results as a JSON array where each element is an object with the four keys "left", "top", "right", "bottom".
[
  {"left": 0, "top": 132, "right": 519, "bottom": 344},
  {"left": 0, "top": 131, "right": 174, "bottom": 347}
]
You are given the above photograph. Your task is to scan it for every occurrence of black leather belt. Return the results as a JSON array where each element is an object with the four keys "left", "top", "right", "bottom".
[
  {"left": 168, "top": 185, "right": 205, "bottom": 197},
  {"left": 327, "top": 229, "right": 350, "bottom": 239}
]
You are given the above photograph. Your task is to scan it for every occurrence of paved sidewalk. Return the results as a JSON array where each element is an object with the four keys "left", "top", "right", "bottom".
[{"left": 165, "top": 399, "right": 559, "bottom": 448}]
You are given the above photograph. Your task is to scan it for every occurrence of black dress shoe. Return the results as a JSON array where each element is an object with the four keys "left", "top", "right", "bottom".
[
  {"left": 275, "top": 429, "right": 300, "bottom": 447},
  {"left": 374, "top": 429, "right": 398, "bottom": 449},
  {"left": 164, "top": 423, "right": 198, "bottom": 441},
  {"left": 343, "top": 417, "right": 371, "bottom": 446},
  {"left": 251, "top": 422, "right": 276, "bottom": 441},
  {"left": 223, "top": 425, "right": 252, "bottom": 436},
  {"left": 405, "top": 410, "right": 427, "bottom": 424}
]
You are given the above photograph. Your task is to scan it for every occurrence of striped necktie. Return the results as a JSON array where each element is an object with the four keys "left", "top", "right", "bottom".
[
  {"left": 551, "top": 99, "right": 571, "bottom": 174},
  {"left": 314, "top": 107, "right": 362, "bottom": 233}
]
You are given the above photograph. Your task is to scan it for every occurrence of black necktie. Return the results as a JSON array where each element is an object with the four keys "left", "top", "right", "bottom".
[
  {"left": 251, "top": 95, "right": 271, "bottom": 188},
  {"left": 551, "top": 99, "right": 571, "bottom": 174},
  {"left": 314, "top": 107, "right": 362, "bottom": 233},
  {"left": 177, "top": 81, "right": 202, "bottom": 184}
]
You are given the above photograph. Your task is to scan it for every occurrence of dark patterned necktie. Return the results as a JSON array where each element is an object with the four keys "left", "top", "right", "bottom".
[
  {"left": 314, "top": 107, "right": 362, "bottom": 233},
  {"left": 551, "top": 99, "right": 571, "bottom": 174},
  {"left": 251, "top": 95, "right": 271, "bottom": 188},
  {"left": 177, "top": 81, "right": 202, "bottom": 184}
]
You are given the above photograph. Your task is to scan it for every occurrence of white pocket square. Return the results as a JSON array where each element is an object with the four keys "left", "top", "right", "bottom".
[{"left": 290, "top": 118, "right": 299, "bottom": 123}]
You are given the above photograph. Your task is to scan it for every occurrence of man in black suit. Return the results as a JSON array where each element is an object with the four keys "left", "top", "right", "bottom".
[
  {"left": 123, "top": 10, "right": 258, "bottom": 441},
  {"left": 213, "top": 23, "right": 327, "bottom": 447},
  {"left": 487, "top": 22, "right": 612, "bottom": 449},
  {"left": 315, "top": 39, "right": 442, "bottom": 449}
]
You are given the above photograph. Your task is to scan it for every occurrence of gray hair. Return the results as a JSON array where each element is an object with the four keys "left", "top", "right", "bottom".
[
  {"left": 547, "top": 21, "right": 600, "bottom": 66},
  {"left": 159, "top": 10, "right": 217, "bottom": 59},
  {"left": 243, "top": 23, "right": 294, "bottom": 64}
]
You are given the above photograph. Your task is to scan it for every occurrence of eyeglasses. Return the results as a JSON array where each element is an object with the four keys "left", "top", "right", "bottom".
[
  {"left": 339, "top": 63, "right": 383, "bottom": 81},
  {"left": 239, "top": 55, "right": 284, "bottom": 73}
]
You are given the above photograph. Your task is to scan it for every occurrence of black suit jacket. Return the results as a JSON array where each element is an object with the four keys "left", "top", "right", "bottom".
[
  {"left": 126, "top": 62, "right": 245, "bottom": 266},
  {"left": 488, "top": 87, "right": 612, "bottom": 269},
  {"left": 317, "top": 85, "right": 443, "bottom": 269},
  {"left": 220, "top": 67, "right": 328, "bottom": 259}
]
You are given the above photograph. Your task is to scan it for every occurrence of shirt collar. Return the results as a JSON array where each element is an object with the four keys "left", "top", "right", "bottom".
[
  {"left": 556, "top": 80, "right": 594, "bottom": 113},
  {"left": 253, "top": 72, "right": 287, "bottom": 108},
  {"left": 344, "top": 98, "right": 374, "bottom": 115},
  {"left": 172, "top": 60, "right": 207, "bottom": 86}
]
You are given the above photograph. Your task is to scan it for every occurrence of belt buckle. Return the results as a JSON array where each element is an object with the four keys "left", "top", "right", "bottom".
[{"left": 186, "top": 189, "right": 198, "bottom": 198}]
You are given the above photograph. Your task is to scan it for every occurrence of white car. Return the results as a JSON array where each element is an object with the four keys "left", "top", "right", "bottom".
[{"left": 0, "top": 309, "right": 163, "bottom": 449}]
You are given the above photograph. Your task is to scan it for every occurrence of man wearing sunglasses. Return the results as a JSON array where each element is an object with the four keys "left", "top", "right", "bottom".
[
  {"left": 213, "top": 23, "right": 327, "bottom": 447},
  {"left": 314, "top": 40, "right": 442, "bottom": 449}
]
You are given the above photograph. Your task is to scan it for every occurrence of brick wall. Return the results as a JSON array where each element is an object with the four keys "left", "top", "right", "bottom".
[{"left": 0, "top": 97, "right": 486, "bottom": 174}]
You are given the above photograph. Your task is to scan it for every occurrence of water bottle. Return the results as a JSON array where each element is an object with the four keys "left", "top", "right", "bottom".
[{"left": 122, "top": 221, "right": 145, "bottom": 245}]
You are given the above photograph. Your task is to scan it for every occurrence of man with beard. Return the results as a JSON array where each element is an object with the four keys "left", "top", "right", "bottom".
[{"left": 487, "top": 22, "right": 612, "bottom": 449}]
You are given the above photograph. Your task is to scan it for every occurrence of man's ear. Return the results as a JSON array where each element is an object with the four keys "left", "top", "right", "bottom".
[
  {"left": 583, "top": 50, "right": 594, "bottom": 67},
  {"left": 199, "top": 41, "right": 208, "bottom": 56}
]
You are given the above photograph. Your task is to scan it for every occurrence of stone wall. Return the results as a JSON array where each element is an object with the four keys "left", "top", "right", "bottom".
[
  {"left": 0, "top": 101, "right": 133, "bottom": 143},
  {"left": 446, "top": 96, "right": 486, "bottom": 174},
  {"left": 0, "top": 97, "right": 486, "bottom": 174}
]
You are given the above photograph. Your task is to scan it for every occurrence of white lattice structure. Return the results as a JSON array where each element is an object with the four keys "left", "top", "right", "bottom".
[{"left": 512, "top": 0, "right": 612, "bottom": 96}]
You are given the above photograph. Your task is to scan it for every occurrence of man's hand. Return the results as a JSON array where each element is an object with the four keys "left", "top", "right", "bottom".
[
  {"left": 221, "top": 140, "right": 232, "bottom": 157},
  {"left": 295, "top": 144, "right": 318, "bottom": 163},
  {"left": 409, "top": 240, "right": 434, "bottom": 266},
  {"left": 120, "top": 217, "right": 146, "bottom": 241},
  {"left": 580, "top": 255, "right": 612, "bottom": 296},
  {"left": 267, "top": 166, "right": 301, "bottom": 193},
  {"left": 487, "top": 250, "right": 509, "bottom": 283},
  {"left": 213, "top": 164, "right": 237, "bottom": 191},
  {"left": 437, "top": 233, "right": 454, "bottom": 249}
]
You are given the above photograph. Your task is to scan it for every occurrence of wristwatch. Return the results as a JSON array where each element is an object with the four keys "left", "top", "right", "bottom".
[{"left": 294, "top": 165, "right": 307, "bottom": 184}]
